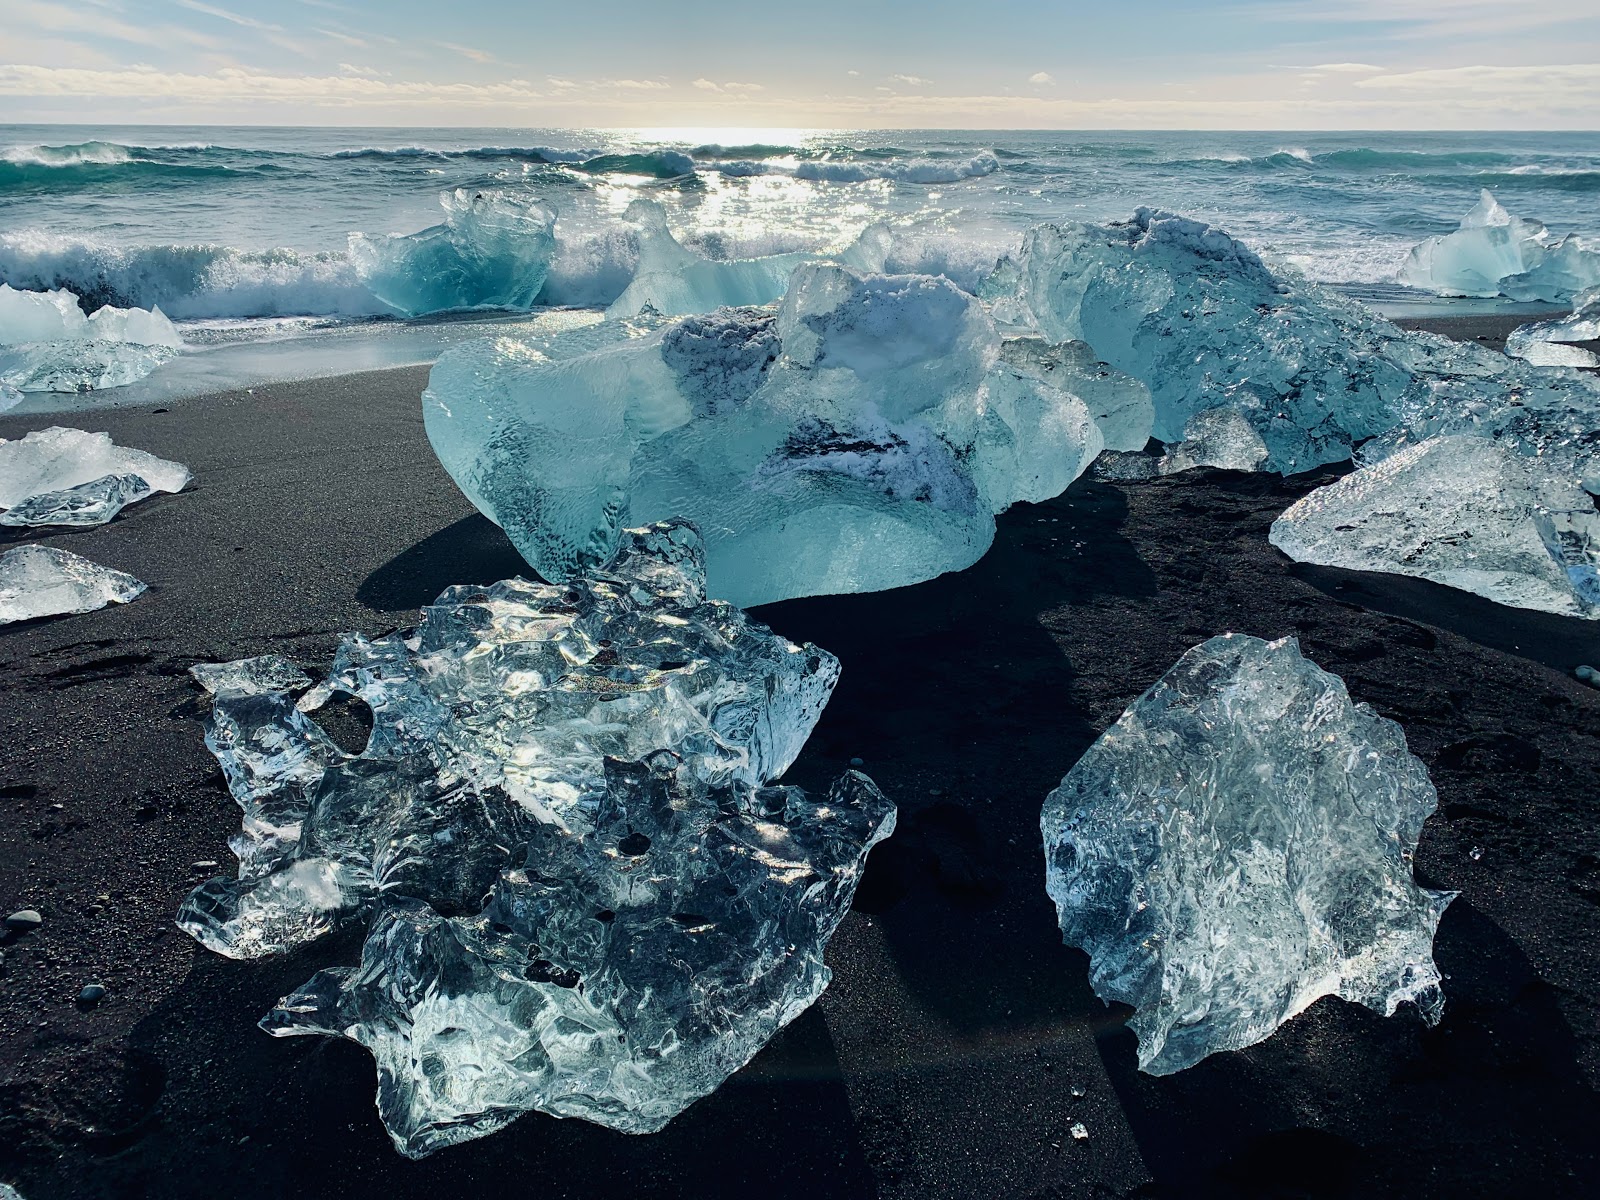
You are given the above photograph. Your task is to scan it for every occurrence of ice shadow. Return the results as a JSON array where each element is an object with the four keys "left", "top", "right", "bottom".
[
  {"left": 6, "top": 927, "right": 878, "bottom": 1200},
  {"left": 1097, "top": 899, "right": 1600, "bottom": 1199},
  {"left": 357, "top": 514, "right": 529, "bottom": 613}
]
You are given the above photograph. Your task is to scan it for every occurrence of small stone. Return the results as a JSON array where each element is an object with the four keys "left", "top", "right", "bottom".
[
  {"left": 4, "top": 910, "right": 42, "bottom": 932},
  {"left": 1576, "top": 665, "right": 1598, "bottom": 686},
  {"left": 849, "top": 757, "right": 865, "bottom": 768},
  {"left": 1070, "top": 1122, "right": 1089, "bottom": 1140},
  {"left": 1469, "top": 846, "right": 1484, "bottom": 861},
  {"left": 78, "top": 983, "right": 107, "bottom": 1004}
]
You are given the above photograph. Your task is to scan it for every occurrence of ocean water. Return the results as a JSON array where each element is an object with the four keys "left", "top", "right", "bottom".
[{"left": 4, "top": 125, "right": 1598, "bottom": 406}]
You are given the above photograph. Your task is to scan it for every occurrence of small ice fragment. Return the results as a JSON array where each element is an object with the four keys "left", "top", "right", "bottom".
[
  {"left": 0, "top": 546, "right": 146, "bottom": 625},
  {"left": 1506, "top": 286, "right": 1600, "bottom": 369},
  {"left": 189, "top": 655, "right": 313, "bottom": 697},
  {"left": 1158, "top": 408, "right": 1270, "bottom": 475},
  {"left": 0, "top": 284, "right": 183, "bottom": 393},
  {"left": 1042, "top": 634, "right": 1454, "bottom": 1076},
  {"left": 1469, "top": 846, "right": 1484, "bottom": 861},
  {"left": 1070, "top": 1123, "right": 1089, "bottom": 1140},
  {"left": 0, "top": 474, "right": 153, "bottom": 528}
]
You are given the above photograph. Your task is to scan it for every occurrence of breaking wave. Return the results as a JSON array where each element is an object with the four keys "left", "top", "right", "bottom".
[
  {"left": 0, "top": 141, "right": 256, "bottom": 193},
  {"left": 708, "top": 150, "right": 1001, "bottom": 185}
]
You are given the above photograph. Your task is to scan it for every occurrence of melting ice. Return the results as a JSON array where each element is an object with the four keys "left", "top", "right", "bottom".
[
  {"left": 0, "top": 427, "right": 190, "bottom": 527},
  {"left": 1398, "top": 190, "right": 1600, "bottom": 303},
  {"left": 0, "top": 283, "right": 182, "bottom": 396},
  {"left": 1042, "top": 634, "right": 1454, "bottom": 1075},
  {"left": 0, "top": 544, "right": 147, "bottom": 624},
  {"left": 177, "top": 520, "right": 893, "bottom": 1156}
]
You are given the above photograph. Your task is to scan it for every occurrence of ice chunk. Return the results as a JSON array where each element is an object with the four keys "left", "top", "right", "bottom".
[
  {"left": 0, "top": 545, "right": 146, "bottom": 624},
  {"left": 1042, "top": 633, "right": 1453, "bottom": 1075},
  {"left": 605, "top": 199, "right": 890, "bottom": 320},
  {"left": 1398, "top": 191, "right": 1600, "bottom": 303},
  {"left": 997, "top": 337, "right": 1154, "bottom": 453},
  {"left": 1157, "top": 408, "right": 1269, "bottom": 474},
  {"left": 426, "top": 264, "right": 1103, "bottom": 607},
  {"left": 1271, "top": 435, "right": 1599, "bottom": 618},
  {"left": 0, "top": 284, "right": 182, "bottom": 393},
  {"left": 0, "top": 473, "right": 152, "bottom": 528},
  {"left": 0, "top": 427, "right": 190, "bottom": 526},
  {"left": 189, "top": 654, "right": 313, "bottom": 697},
  {"left": 349, "top": 188, "right": 556, "bottom": 317},
  {"left": 1506, "top": 287, "right": 1600, "bottom": 370},
  {"left": 177, "top": 520, "right": 890, "bottom": 1155}
]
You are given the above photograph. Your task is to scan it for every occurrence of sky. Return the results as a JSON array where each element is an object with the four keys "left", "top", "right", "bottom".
[{"left": 1, "top": 0, "right": 1598, "bottom": 129}]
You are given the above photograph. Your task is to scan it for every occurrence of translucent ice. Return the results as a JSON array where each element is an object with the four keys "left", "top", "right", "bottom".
[
  {"left": 426, "top": 264, "right": 1102, "bottom": 607},
  {"left": 1042, "top": 634, "right": 1453, "bottom": 1075},
  {"left": 0, "top": 427, "right": 190, "bottom": 526},
  {"left": 1271, "top": 435, "right": 1600, "bottom": 618},
  {"left": 178, "top": 520, "right": 890, "bottom": 1155},
  {"left": 0, "top": 284, "right": 182, "bottom": 393},
  {"left": 1157, "top": 408, "right": 1269, "bottom": 474},
  {"left": 349, "top": 188, "right": 556, "bottom": 317},
  {"left": 996, "top": 337, "right": 1153, "bottom": 453},
  {"left": 1506, "top": 287, "right": 1600, "bottom": 370},
  {"left": 0, "top": 544, "right": 146, "bottom": 624},
  {"left": 1398, "top": 191, "right": 1600, "bottom": 303},
  {"left": 189, "top": 654, "right": 313, "bottom": 697}
]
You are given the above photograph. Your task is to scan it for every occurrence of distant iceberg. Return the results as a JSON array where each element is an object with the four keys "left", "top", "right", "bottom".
[
  {"left": 1398, "top": 190, "right": 1600, "bottom": 302},
  {"left": 0, "top": 283, "right": 182, "bottom": 396}
]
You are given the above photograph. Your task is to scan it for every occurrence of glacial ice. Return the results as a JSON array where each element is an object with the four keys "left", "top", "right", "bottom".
[
  {"left": 1271, "top": 436, "right": 1600, "bottom": 618},
  {"left": 0, "top": 544, "right": 147, "bottom": 624},
  {"left": 1398, "top": 190, "right": 1600, "bottom": 303},
  {"left": 0, "top": 284, "right": 182, "bottom": 393},
  {"left": 985, "top": 207, "right": 1600, "bottom": 476},
  {"left": 0, "top": 427, "right": 190, "bottom": 527},
  {"left": 426, "top": 264, "right": 1103, "bottom": 607},
  {"left": 1041, "top": 633, "right": 1453, "bottom": 1075},
  {"left": 177, "top": 519, "right": 892, "bottom": 1155},
  {"left": 1506, "top": 287, "right": 1600, "bottom": 370},
  {"left": 349, "top": 188, "right": 556, "bottom": 317},
  {"left": 996, "top": 337, "right": 1154, "bottom": 453}
]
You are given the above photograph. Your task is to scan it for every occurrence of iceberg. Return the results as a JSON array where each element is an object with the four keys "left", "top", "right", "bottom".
[
  {"left": 0, "top": 544, "right": 147, "bottom": 624},
  {"left": 1505, "top": 286, "right": 1600, "bottom": 370},
  {"left": 0, "top": 427, "right": 190, "bottom": 527},
  {"left": 1398, "top": 190, "right": 1600, "bottom": 303},
  {"left": 1042, "top": 634, "right": 1453, "bottom": 1076},
  {"left": 349, "top": 188, "right": 556, "bottom": 317},
  {"left": 1271, "top": 435, "right": 1599, "bottom": 618},
  {"left": 178, "top": 519, "right": 892, "bottom": 1156},
  {"left": 0, "top": 283, "right": 182, "bottom": 393},
  {"left": 426, "top": 264, "right": 1103, "bottom": 607}
]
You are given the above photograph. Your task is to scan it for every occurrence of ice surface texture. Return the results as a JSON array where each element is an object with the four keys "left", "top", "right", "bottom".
[
  {"left": 0, "top": 427, "right": 189, "bottom": 527},
  {"left": 426, "top": 263, "right": 1104, "bottom": 607},
  {"left": 1042, "top": 634, "right": 1454, "bottom": 1075},
  {"left": 0, "top": 545, "right": 146, "bottom": 624},
  {"left": 1271, "top": 436, "right": 1600, "bottom": 618},
  {"left": 0, "top": 283, "right": 182, "bottom": 395},
  {"left": 349, "top": 188, "right": 556, "bottom": 317},
  {"left": 1399, "top": 190, "right": 1600, "bottom": 303},
  {"left": 177, "top": 521, "right": 893, "bottom": 1155},
  {"left": 1506, "top": 286, "right": 1600, "bottom": 370}
]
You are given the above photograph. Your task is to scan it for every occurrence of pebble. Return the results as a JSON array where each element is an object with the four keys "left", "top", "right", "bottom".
[
  {"left": 1576, "top": 664, "right": 1598, "bottom": 686},
  {"left": 78, "top": 983, "right": 107, "bottom": 1005},
  {"left": 849, "top": 757, "right": 865, "bottom": 768},
  {"left": 4, "top": 910, "right": 42, "bottom": 933}
]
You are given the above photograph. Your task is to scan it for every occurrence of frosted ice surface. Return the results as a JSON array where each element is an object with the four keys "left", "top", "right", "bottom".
[
  {"left": 0, "top": 544, "right": 146, "bottom": 624},
  {"left": 1158, "top": 408, "right": 1269, "bottom": 474},
  {"left": 189, "top": 654, "right": 313, "bottom": 697},
  {"left": 177, "top": 520, "right": 890, "bottom": 1155},
  {"left": 0, "top": 473, "right": 152, "bottom": 528},
  {"left": 427, "top": 264, "right": 1102, "bottom": 607},
  {"left": 1506, "top": 287, "right": 1600, "bottom": 370},
  {"left": 996, "top": 337, "right": 1153, "bottom": 453},
  {"left": 1042, "top": 634, "right": 1453, "bottom": 1076},
  {"left": 1399, "top": 191, "right": 1600, "bottom": 303},
  {"left": 1272, "top": 435, "right": 1600, "bottom": 618},
  {"left": 0, "top": 427, "right": 190, "bottom": 526},
  {"left": 349, "top": 188, "right": 556, "bottom": 317},
  {"left": 0, "top": 284, "right": 182, "bottom": 393}
]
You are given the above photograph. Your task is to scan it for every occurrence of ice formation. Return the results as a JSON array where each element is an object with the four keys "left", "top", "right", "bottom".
[
  {"left": 985, "top": 207, "right": 1600, "bottom": 476},
  {"left": 605, "top": 199, "right": 890, "bottom": 320},
  {"left": 1506, "top": 287, "right": 1600, "bottom": 370},
  {"left": 1271, "top": 436, "right": 1599, "bottom": 618},
  {"left": 349, "top": 188, "right": 556, "bottom": 317},
  {"left": 0, "top": 283, "right": 182, "bottom": 393},
  {"left": 1398, "top": 191, "right": 1600, "bottom": 303},
  {"left": 177, "top": 520, "right": 893, "bottom": 1155},
  {"left": 0, "top": 544, "right": 147, "bottom": 624},
  {"left": 1042, "top": 634, "right": 1453, "bottom": 1075},
  {"left": 427, "top": 264, "right": 1103, "bottom": 607},
  {"left": 996, "top": 337, "right": 1153, "bottom": 453},
  {"left": 0, "top": 427, "right": 190, "bottom": 527}
]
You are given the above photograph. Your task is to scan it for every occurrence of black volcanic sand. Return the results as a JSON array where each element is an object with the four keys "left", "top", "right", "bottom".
[{"left": 3, "top": 354, "right": 1600, "bottom": 1200}]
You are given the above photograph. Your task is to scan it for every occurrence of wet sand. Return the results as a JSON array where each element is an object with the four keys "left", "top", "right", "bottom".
[{"left": 2, "top": 354, "right": 1599, "bottom": 1199}]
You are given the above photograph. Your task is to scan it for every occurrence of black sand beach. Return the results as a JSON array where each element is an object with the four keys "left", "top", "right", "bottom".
[{"left": 2, "top": 315, "right": 1599, "bottom": 1199}]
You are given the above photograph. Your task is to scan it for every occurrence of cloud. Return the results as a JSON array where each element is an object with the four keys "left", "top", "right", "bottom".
[
  {"left": 441, "top": 42, "right": 496, "bottom": 63},
  {"left": 889, "top": 73, "right": 932, "bottom": 86},
  {"left": 1308, "top": 62, "right": 1383, "bottom": 73},
  {"left": 338, "top": 62, "right": 387, "bottom": 78},
  {"left": 1028, "top": 71, "right": 1054, "bottom": 85},
  {"left": 1257, "top": 0, "right": 1596, "bottom": 35},
  {"left": 0, "top": 63, "right": 549, "bottom": 105},
  {"left": 318, "top": 28, "right": 368, "bottom": 48},
  {"left": 847, "top": 69, "right": 860, "bottom": 77},
  {"left": 692, "top": 78, "right": 764, "bottom": 93},
  {"left": 3, "top": 0, "right": 223, "bottom": 51},
  {"left": 1354, "top": 61, "right": 1600, "bottom": 97},
  {"left": 175, "top": 0, "right": 282, "bottom": 31},
  {"left": 604, "top": 78, "right": 671, "bottom": 89}
]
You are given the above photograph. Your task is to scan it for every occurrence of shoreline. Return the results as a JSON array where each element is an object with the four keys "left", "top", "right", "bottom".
[{"left": 2, "top": 331, "right": 1599, "bottom": 1198}]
